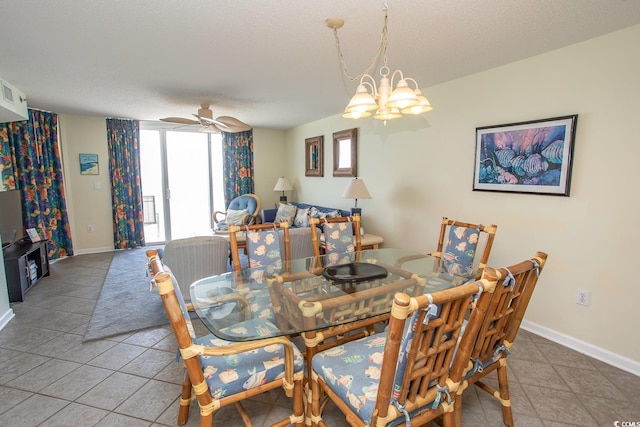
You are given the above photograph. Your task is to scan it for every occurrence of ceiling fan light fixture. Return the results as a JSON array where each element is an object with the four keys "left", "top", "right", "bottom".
[
  {"left": 401, "top": 88, "right": 433, "bottom": 114},
  {"left": 197, "top": 104, "right": 213, "bottom": 120}
]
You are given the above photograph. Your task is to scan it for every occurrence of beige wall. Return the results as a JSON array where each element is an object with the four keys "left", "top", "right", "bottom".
[
  {"left": 58, "top": 121, "right": 287, "bottom": 254},
  {"left": 52, "top": 25, "right": 639, "bottom": 370},
  {"left": 59, "top": 115, "right": 114, "bottom": 253},
  {"left": 284, "top": 25, "right": 640, "bottom": 368}
]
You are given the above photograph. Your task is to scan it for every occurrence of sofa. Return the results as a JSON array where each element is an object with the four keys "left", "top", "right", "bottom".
[
  {"left": 262, "top": 202, "right": 350, "bottom": 260},
  {"left": 262, "top": 202, "right": 350, "bottom": 228}
]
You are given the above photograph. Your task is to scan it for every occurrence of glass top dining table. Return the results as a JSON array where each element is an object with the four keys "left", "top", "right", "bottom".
[{"left": 190, "top": 248, "right": 473, "bottom": 342}]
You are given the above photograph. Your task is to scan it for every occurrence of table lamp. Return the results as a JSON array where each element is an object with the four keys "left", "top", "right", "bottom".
[
  {"left": 273, "top": 176, "right": 293, "bottom": 203},
  {"left": 341, "top": 177, "right": 371, "bottom": 215}
]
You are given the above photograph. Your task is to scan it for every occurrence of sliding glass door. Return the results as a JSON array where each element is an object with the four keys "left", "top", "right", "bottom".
[{"left": 140, "top": 126, "right": 224, "bottom": 244}]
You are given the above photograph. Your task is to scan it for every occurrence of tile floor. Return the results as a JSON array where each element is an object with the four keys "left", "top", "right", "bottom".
[{"left": 1, "top": 251, "right": 639, "bottom": 426}]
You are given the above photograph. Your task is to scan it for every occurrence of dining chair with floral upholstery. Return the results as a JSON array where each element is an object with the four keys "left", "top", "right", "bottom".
[
  {"left": 453, "top": 251, "right": 547, "bottom": 427},
  {"left": 228, "top": 222, "right": 292, "bottom": 324},
  {"left": 146, "top": 249, "right": 304, "bottom": 427},
  {"left": 310, "top": 268, "right": 500, "bottom": 427},
  {"left": 309, "top": 214, "right": 362, "bottom": 264}
]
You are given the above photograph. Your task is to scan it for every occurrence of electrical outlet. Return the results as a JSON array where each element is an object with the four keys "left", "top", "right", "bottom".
[
  {"left": 576, "top": 289, "right": 590, "bottom": 306},
  {"left": 87, "top": 224, "right": 94, "bottom": 232}
]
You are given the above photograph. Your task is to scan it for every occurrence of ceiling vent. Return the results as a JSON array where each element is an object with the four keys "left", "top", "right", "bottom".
[{"left": 0, "top": 78, "right": 28, "bottom": 123}]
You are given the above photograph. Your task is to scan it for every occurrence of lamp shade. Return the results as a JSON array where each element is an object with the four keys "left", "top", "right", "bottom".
[
  {"left": 341, "top": 178, "right": 372, "bottom": 200},
  {"left": 273, "top": 177, "right": 293, "bottom": 192}
]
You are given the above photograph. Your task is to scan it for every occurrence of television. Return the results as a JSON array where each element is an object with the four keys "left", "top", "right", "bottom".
[{"left": 0, "top": 189, "right": 25, "bottom": 249}]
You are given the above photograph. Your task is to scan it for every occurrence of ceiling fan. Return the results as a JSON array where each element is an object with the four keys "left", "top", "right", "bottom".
[{"left": 160, "top": 103, "right": 251, "bottom": 133}]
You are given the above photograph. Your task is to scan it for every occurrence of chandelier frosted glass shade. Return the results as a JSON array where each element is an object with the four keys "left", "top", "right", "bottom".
[
  {"left": 401, "top": 88, "right": 433, "bottom": 115},
  {"left": 385, "top": 79, "right": 420, "bottom": 110}
]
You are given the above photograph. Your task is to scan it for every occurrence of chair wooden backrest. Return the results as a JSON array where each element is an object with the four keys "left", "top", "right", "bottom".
[
  {"left": 432, "top": 217, "right": 497, "bottom": 276},
  {"left": 229, "top": 221, "right": 291, "bottom": 272},
  {"left": 162, "top": 235, "right": 229, "bottom": 308},
  {"left": 454, "top": 251, "right": 547, "bottom": 427},
  {"left": 309, "top": 214, "right": 362, "bottom": 258},
  {"left": 145, "top": 249, "right": 304, "bottom": 427},
  {"left": 310, "top": 268, "right": 500, "bottom": 427},
  {"left": 213, "top": 193, "right": 261, "bottom": 227}
]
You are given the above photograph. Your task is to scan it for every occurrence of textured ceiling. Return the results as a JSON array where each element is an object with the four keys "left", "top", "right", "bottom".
[{"left": 1, "top": 0, "right": 639, "bottom": 129}]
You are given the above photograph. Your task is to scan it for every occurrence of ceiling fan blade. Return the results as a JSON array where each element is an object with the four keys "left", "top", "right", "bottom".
[
  {"left": 214, "top": 116, "right": 252, "bottom": 132},
  {"left": 160, "top": 117, "right": 200, "bottom": 125},
  {"left": 198, "top": 116, "right": 242, "bottom": 133}
]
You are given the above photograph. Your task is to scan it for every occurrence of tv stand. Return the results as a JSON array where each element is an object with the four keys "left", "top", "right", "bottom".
[{"left": 2, "top": 240, "right": 50, "bottom": 302}]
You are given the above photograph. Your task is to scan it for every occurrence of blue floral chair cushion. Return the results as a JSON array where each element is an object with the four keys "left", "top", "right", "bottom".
[
  {"left": 324, "top": 221, "right": 355, "bottom": 265},
  {"left": 244, "top": 227, "right": 286, "bottom": 323},
  {"left": 165, "top": 267, "right": 304, "bottom": 399},
  {"left": 246, "top": 228, "right": 283, "bottom": 273},
  {"left": 312, "top": 302, "right": 442, "bottom": 424},
  {"left": 442, "top": 226, "right": 480, "bottom": 276},
  {"left": 196, "top": 324, "right": 304, "bottom": 398}
]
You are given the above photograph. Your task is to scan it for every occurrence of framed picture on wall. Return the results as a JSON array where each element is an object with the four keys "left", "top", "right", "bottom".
[
  {"left": 79, "top": 153, "right": 99, "bottom": 175},
  {"left": 305, "top": 136, "right": 323, "bottom": 176},
  {"left": 473, "top": 115, "right": 578, "bottom": 196}
]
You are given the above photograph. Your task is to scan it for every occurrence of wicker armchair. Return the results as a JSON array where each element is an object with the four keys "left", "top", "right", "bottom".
[
  {"left": 162, "top": 236, "right": 229, "bottom": 310},
  {"left": 213, "top": 193, "right": 261, "bottom": 229}
]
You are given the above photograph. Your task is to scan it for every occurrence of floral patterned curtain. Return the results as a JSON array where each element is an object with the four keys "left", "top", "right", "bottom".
[
  {"left": 106, "top": 118, "right": 144, "bottom": 249},
  {"left": 0, "top": 109, "right": 73, "bottom": 259},
  {"left": 222, "top": 129, "right": 254, "bottom": 206}
]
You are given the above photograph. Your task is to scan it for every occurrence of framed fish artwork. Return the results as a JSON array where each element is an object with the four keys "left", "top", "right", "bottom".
[{"left": 473, "top": 115, "right": 578, "bottom": 196}]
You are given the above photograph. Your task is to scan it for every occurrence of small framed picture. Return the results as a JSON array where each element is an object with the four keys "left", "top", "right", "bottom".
[
  {"left": 305, "top": 136, "right": 324, "bottom": 177},
  {"left": 79, "top": 153, "right": 99, "bottom": 175},
  {"left": 26, "top": 228, "right": 41, "bottom": 243}
]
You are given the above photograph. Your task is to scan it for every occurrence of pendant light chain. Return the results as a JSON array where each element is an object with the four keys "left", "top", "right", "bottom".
[{"left": 332, "top": 7, "right": 390, "bottom": 82}]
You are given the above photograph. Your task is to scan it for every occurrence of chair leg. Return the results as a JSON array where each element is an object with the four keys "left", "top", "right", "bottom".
[
  {"left": 234, "top": 402, "right": 253, "bottom": 426},
  {"left": 178, "top": 370, "right": 192, "bottom": 425},
  {"left": 441, "top": 410, "right": 455, "bottom": 426},
  {"left": 452, "top": 393, "right": 463, "bottom": 427},
  {"left": 496, "top": 362, "right": 514, "bottom": 427},
  {"left": 293, "top": 378, "right": 305, "bottom": 427},
  {"left": 311, "top": 376, "right": 323, "bottom": 427}
]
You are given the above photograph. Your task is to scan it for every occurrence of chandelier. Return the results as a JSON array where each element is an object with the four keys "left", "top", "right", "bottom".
[{"left": 326, "top": 6, "right": 433, "bottom": 124}]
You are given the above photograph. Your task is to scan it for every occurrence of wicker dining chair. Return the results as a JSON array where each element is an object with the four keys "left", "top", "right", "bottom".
[
  {"left": 309, "top": 215, "right": 362, "bottom": 262},
  {"left": 454, "top": 251, "right": 548, "bottom": 427},
  {"left": 396, "top": 217, "right": 497, "bottom": 281},
  {"left": 228, "top": 222, "right": 291, "bottom": 272},
  {"left": 310, "top": 268, "right": 500, "bottom": 427},
  {"left": 146, "top": 249, "right": 304, "bottom": 427},
  {"left": 433, "top": 217, "right": 498, "bottom": 276},
  {"left": 228, "top": 222, "right": 292, "bottom": 325}
]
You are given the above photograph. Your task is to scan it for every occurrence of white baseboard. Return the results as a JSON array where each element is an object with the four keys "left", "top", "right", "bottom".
[
  {"left": 521, "top": 320, "right": 640, "bottom": 377},
  {"left": 0, "top": 307, "right": 15, "bottom": 332},
  {"left": 73, "top": 247, "right": 116, "bottom": 256}
]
